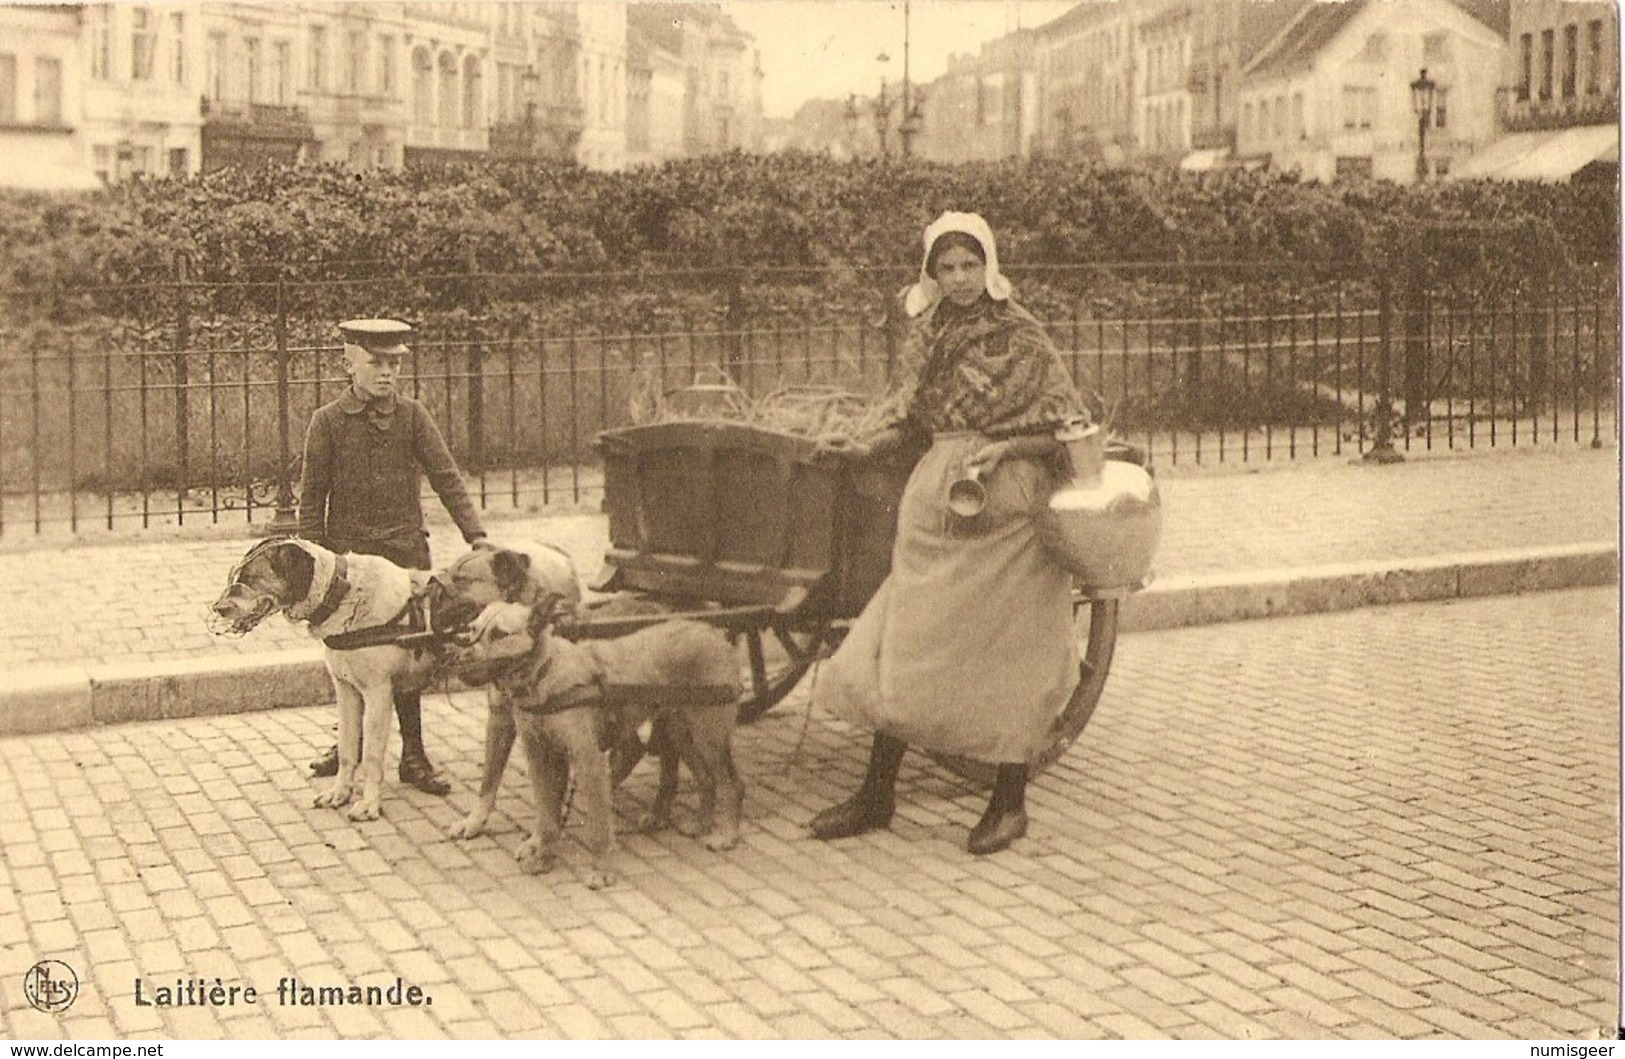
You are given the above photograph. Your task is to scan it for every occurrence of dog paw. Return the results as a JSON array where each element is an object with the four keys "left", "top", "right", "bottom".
[
  {"left": 674, "top": 813, "right": 711, "bottom": 839},
  {"left": 623, "top": 811, "right": 670, "bottom": 835},
  {"left": 313, "top": 785, "right": 352, "bottom": 810},
  {"left": 446, "top": 814, "right": 487, "bottom": 840},
  {"left": 515, "top": 838, "right": 557, "bottom": 875},
  {"left": 347, "top": 798, "right": 383, "bottom": 822},
  {"left": 701, "top": 829, "right": 740, "bottom": 852}
]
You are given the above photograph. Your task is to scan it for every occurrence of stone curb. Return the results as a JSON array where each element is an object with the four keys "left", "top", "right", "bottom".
[
  {"left": 1, "top": 542, "right": 1615, "bottom": 739},
  {"left": 1119, "top": 541, "right": 1618, "bottom": 633}
]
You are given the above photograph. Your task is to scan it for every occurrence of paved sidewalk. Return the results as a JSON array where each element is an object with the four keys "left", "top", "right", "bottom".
[
  {"left": 0, "top": 445, "right": 1615, "bottom": 735},
  {"left": 0, "top": 588, "right": 1615, "bottom": 1039},
  {"left": 0, "top": 444, "right": 1615, "bottom": 665}
]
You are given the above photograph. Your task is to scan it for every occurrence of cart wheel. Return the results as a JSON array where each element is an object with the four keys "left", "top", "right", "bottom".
[
  {"left": 929, "top": 596, "right": 1121, "bottom": 786},
  {"left": 734, "top": 619, "right": 833, "bottom": 724}
]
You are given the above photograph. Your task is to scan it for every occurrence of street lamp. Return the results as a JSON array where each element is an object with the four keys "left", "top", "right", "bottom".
[
  {"left": 874, "top": 51, "right": 892, "bottom": 158},
  {"left": 1410, "top": 67, "right": 1437, "bottom": 184},
  {"left": 521, "top": 63, "right": 540, "bottom": 156}
]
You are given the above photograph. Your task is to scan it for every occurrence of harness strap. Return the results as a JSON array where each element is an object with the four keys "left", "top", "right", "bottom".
[
  {"left": 303, "top": 555, "right": 351, "bottom": 628},
  {"left": 321, "top": 595, "right": 430, "bottom": 651}
]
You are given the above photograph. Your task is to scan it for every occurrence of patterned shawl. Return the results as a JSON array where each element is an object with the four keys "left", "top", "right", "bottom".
[{"left": 892, "top": 293, "right": 1087, "bottom": 438}]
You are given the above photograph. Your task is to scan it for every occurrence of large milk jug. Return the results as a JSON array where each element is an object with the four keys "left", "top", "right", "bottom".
[{"left": 1036, "top": 419, "right": 1162, "bottom": 592}]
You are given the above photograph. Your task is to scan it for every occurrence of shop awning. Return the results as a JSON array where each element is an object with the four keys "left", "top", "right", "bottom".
[
  {"left": 1450, "top": 124, "right": 1620, "bottom": 183},
  {"left": 1178, "top": 147, "right": 1231, "bottom": 172}
]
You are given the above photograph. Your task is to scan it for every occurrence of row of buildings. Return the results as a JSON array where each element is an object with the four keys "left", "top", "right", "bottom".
[
  {"left": 0, "top": 1, "right": 766, "bottom": 189},
  {"left": 803, "top": 0, "right": 1618, "bottom": 184}
]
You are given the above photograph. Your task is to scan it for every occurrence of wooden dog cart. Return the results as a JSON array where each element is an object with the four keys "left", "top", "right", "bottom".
[{"left": 583, "top": 419, "right": 1137, "bottom": 782}]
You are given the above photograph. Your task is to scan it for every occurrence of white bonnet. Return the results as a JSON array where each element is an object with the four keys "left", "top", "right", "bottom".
[{"left": 902, "top": 211, "right": 1014, "bottom": 317}]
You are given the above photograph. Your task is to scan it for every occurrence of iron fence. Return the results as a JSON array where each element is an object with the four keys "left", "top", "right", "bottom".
[{"left": 0, "top": 263, "right": 1615, "bottom": 537}]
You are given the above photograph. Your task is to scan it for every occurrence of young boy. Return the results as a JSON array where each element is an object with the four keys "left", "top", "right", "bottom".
[{"left": 299, "top": 318, "right": 488, "bottom": 794}]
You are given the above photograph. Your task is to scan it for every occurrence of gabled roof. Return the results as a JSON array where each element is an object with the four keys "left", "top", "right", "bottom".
[
  {"left": 1245, "top": 0, "right": 1369, "bottom": 80},
  {"left": 1245, "top": 0, "right": 1511, "bottom": 81}
]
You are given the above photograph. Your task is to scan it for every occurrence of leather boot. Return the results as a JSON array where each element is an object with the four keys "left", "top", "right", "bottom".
[
  {"left": 968, "top": 762, "right": 1029, "bottom": 855},
  {"left": 810, "top": 732, "right": 906, "bottom": 840},
  {"left": 394, "top": 691, "right": 450, "bottom": 796}
]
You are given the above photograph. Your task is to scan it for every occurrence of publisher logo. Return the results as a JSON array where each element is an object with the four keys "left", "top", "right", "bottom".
[{"left": 23, "top": 960, "right": 79, "bottom": 1013}]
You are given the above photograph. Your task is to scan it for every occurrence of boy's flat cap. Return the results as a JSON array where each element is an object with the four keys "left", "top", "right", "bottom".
[{"left": 338, "top": 318, "right": 414, "bottom": 347}]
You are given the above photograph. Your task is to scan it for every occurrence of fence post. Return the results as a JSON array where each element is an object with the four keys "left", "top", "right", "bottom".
[
  {"left": 173, "top": 253, "right": 190, "bottom": 502},
  {"left": 1403, "top": 258, "right": 1428, "bottom": 431},
  {"left": 465, "top": 250, "right": 485, "bottom": 484},
  {"left": 1528, "top": 277, "right": 1550, "bottom": 417},
  {"left": 266, "top": 277, "right": 299, "bottom": 533},
  {"left": 1364, "top": 277, "right": 1404, "bottom": 464},
  {"left": 724, "top": 265, "right": 744, "bottom": 381}
]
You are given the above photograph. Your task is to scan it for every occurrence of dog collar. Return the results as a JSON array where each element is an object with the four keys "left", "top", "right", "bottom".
[
  {"left": 303, "top": 554, "right": 351, "bottom": 627},
  {"left": 289, "top": 553, "right": 351, "bottom": 626}
]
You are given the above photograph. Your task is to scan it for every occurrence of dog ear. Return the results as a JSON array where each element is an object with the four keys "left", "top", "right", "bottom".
[
  {"left": 527, "top": 594, "right": 562, "bottom": 635},
  {"left": 269, "top": 542, "right": 316, "bottom": 597},
  {"left": 490, "top": 550, "right": 532, "bottom": 602}
]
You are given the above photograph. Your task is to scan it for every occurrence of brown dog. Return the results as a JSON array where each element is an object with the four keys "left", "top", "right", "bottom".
[
  {"left": 211, "top": 538, "right": 580, "bottom": 822},
  {"left": 448, "top": 599, "right": 744, "bottom": 888},
  {"left": 210, "top": 538, "right": 441, "bottom": 821}
]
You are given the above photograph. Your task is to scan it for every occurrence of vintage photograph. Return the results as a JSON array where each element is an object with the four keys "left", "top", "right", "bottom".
[{"left": 0, "top": 0, "right": 1617, "bottom": 1043}]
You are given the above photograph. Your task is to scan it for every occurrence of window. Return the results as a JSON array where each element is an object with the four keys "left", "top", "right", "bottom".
[
  {"left": 90, "top": 6, "right": 112, "bottom": 80},
  {"left": 1517, "top": 33, "right": 1532, "bottom": 101},
  {"left": 1335, "top": 155, "right": 1373, "bottom": 180},
  {"left": 461, "top": 56, "right": 481, "bottom": 128},
  {"left": 1539, "top": 29, "right": 1554, "bottom": 100},
  {"left": 1360, "top": 31, "right": 1387, "bottom": 61},
  {"left": 1273, "top": 95, "right": 1285, "bottom": 138},
  {"left": 0, "top": 54, "right": 14, "bottom": 123},
  {"left": 438, "top": 52, "right": 457, "bottom": 127},
  {"left": 1433, "top": 87, "right": 1447, "bottom": 130},
  {"left": 132, "top": 7, "right": 156, "bottom": 80},
  {"left": 1423, "top": 31, "right": 1450, "bottom": 63},
  {"left": 379, "top": 35, "right": 395, "bottom": 95},
  {"left": 412, "top": 48, "right": 433, "bottom": 125},
  {"left": 168, "top": 13, "right": 185, "bottom": 84},
  {"left": 93, "top": 144, "right": 112, "bottom": 184},
  {"left": 1291, "top": 91, "right": 1304, "bottom": 139},
  {"left": 168, "top": 147, "right": 187, "bottom": 176},
  {"left": 1562, "top": 24, "right": 1578, "bottom": 98},
  {"left": 347, "top": 29, "right": 365, "bottom": 93},
  {"left": 244, "top": 38, "right": 260, "bottom": 104},
  {"left": 1242, "top": 100, "right": 1253, "bottom": 140},
  {"left": 207, "top": 32, "right": 226, "bottom": 100},
  {"left": 1587, "top": 20, "right": 1604, "bottom": 95},
  {"left": 36, "top": 57, "right": 62, "bottom": 123},
  {"left": 271, "top": 41, "right": 290, "bottom": 104},
  {"left": 309, "top": 26, "right": 327, "bottom": 91}
]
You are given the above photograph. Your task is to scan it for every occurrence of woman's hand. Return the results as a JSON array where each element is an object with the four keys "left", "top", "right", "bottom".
[
  {"left": 813, "top": 433, "right": 872, "bottom": 460},
  {"left": 965, "top": 440, "right": 1010, "bottom": 478}
]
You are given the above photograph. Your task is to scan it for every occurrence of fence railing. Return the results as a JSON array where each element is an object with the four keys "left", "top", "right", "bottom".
[{"left": 0, "top": 264, "right": 1615, "bottom": 537}]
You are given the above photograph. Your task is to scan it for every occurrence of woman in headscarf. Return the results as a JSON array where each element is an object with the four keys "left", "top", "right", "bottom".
[{"left": 811, "top": 211, "right": 1091, "bottom": 856}]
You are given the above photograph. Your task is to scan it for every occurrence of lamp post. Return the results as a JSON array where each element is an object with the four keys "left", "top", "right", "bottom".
[
  {"left": 874, "top": 51, "right": 892, "bottom": 159},
  {"left": 1409, "top": 67, "right": 1437, "bottom": 184},
  {"left": 521, "top": 63, "right": 540, "bottom": 157}
]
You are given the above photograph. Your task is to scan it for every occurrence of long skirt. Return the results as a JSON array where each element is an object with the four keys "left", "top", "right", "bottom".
[{"left": 815, "top": 432, "right": 1079, "bottom": 764}]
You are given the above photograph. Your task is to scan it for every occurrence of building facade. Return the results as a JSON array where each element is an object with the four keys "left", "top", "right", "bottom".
[
  {"left": 1033, "top": 1, "right": 1137, "bottom": 161},
  {"left": 1235, "top": 0, "right": 1505, "bottom": 182},
  {"left": 0, "top": 1, "right": 766, "bottom": 189},
  {"left": 0, "top": 5, "right": 98, "bottom": 188}
]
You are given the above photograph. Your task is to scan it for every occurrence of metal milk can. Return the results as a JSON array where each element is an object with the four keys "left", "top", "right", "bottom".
[{"left": 1036, "top": 419, "right": 1162, "bottom": 592}]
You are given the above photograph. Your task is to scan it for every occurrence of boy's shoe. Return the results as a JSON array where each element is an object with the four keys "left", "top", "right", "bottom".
[
  {"left": 309, "top": 745, "right": 340, "bottom": 778},
  {"left": 399, "top": 753, "right": 451, "bottom": 796}
]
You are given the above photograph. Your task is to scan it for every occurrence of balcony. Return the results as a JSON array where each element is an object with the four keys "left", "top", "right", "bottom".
[
  {"left": 199, "top": 98, "right": 313, "bottom": 132},
  {"left": 1498, "top": 89, "right": 1620, "bottom": 133}
]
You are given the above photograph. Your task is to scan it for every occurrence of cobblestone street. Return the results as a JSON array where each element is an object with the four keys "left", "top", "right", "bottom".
[{"left": 1, "top": 587, "right": 1616, "bottom": 1040}]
